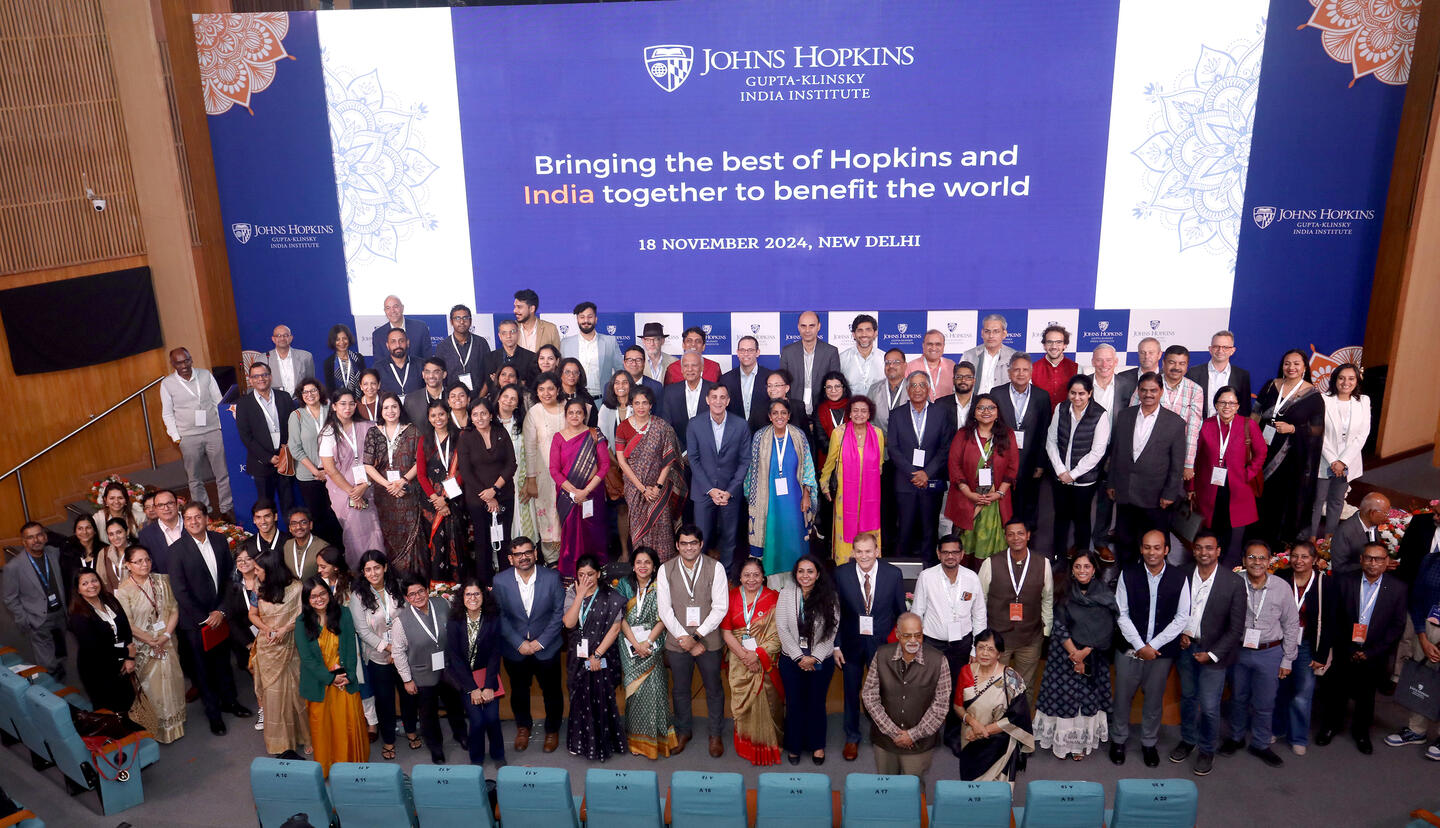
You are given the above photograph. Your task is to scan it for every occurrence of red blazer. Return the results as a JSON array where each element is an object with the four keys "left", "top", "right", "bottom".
[
  {"left": 944, "top": 429, "right": 1020, "bottom": 530},
  {"left": 1189, "top": 416, "right": 1267, "bottom": 527}
]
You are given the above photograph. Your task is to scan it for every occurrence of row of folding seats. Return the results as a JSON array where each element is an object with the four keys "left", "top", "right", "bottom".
[{"left": 251, "top": 757, "right": 1199, "bottom": 828}]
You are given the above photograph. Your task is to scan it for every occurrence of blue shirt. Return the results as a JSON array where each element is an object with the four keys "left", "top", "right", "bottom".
[
  {"left": 710, "top": 414, "right": 727, "bottom": 453},
  {"left": 1359, "top": 575, "right": 1382, "bottom": 627}
]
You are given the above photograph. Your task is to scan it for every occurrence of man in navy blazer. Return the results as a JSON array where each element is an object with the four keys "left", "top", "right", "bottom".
[
  {"left": 1320, "top": 542, "right": 1410, "bottom": 753},
  {"left": 887, "top": 371, "right": 954, "bottom": 562},
  {"left": 490, "top": 537, "right": 565, "bottom": 752},
  {"left": 721, "top": 335, "right": 774, "bottom": 425},
  {"left": 832, "top": 533, "right": 908, "bottom": 759},
  {"left": 660, "top": 352, "right": 716, "bottom": 429},
  {"left": 371, "top": 294, "right": 432, "bottom": 359},
  {"left": 168, "top": 501, "right": 250, "bottom": 733},
  {"left": 235, "top": 360, "right": 296, "bottom": 514},
  {"left": 686, "top": 385, "right": 751, "bottom": 576},
  {"left": 622, "top": 345, "right": 664, "bottom": 399},
  {"left": 991, "top": 355, "right": 1051, "bottom": 530}
]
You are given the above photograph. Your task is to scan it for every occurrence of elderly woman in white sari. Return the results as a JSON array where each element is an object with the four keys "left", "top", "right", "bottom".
[{"left": 953, "top": 629, "right": 1034, "bottom": 782}]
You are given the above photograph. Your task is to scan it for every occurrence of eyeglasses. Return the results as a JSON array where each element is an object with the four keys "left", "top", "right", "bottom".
[
  {"left": 1361, "top": 555, "right": 1389, "bottom": 563},
  {"left": 974, "top": 405, "right": 998, "bottom": 412},
  {"left": 1042, "top": 339, "right": 1064, "bottom": 346},
  {"left": 250, "top": 371, "right": 271, "bottom": 378},
  {"left": 884, "top": 359, "right": 905, "bottom": 366},
  {"left": 1243, "top": 555, "right": 1269, "bottom": 562},
  {"left": 1216, "top": 400, "right": 1239, "bottom": 407}
]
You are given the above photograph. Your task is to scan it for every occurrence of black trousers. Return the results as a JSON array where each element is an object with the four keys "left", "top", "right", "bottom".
[
  {"left": 1051, "top": 480, "right": 1098, "bottom": 557},
  {"left": 1323, "top": 649, "right": 1389, "bottom": 737},
  {"left": 467, "top": 501, "right": 512, "bottom": 587},
  {"left": 1208, "top": 486, "right": 1248, "bottom": 570},
  {"left": 880, "top": 462, "right": 899, "bottom": 555},
  {"left": 252, "top": 470, "right": 294, "bottom": 515},
  {"left": 298, "top": 478, "right": 344, "bottom": 550},
  {"left": 896, "top": 487, "right": 941, "bottom": 562},
  {"left": 503, "top": 654, "right": 565, "bottom": 732},
  {"left": 413, "top": 680, "right": 467, "bottom": 758},
  {"left": 1013, "top": 467, "right": 1043, "bottom": 530},
  {"left": 180, "top": 628, "right": 238, "bottom": 722},
  {"left": 365, "top": 659, "right": 418, "bottom": 744},
  {"left": 1114, "top": 504, "right": 1172, "bottom": 567},
  {"left": 926, "top": 633, "right": 973, "bottom": 750}
]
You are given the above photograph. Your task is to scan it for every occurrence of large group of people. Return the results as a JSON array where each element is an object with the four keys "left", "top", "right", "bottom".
[{"left": 4, "top": 291, "right": 1439, "bottom": 793}]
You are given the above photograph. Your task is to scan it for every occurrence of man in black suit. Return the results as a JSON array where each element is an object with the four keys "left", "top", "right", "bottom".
[
  {"left": 1088, "top": 345, "right": 1137, "bottom": 559},
  {"left": 622, "top": 345, "right": 664, "bottom": 400},
  {"left": 1170, "top": 530, "right": 1246, "bottom": 775},
  {"left": 169, "top": 501, "right": 251, "bottom": 733},
  {"left": 1186, "top": 330, "right": 1253, "bottom": 418},
  {"left": 241, "top": 498, "right": 288, "bottom": 560},
  {"left": 748, "top": 369, "right": 810, "bottom": 436},
  {"left": 887, "top": 371, "right": 953, "bottom": 562},
  {"left": 940, "top": 361, "right": 976, "bottom": 433},
  {"left": 371, "top": 294, "right": 431, "bottom": 359},
  {"left": 660, "top": 352, "right": 716, "bottom": 429},
  {"left": 991, "top": 354, "right": 1051, "bottom": 530},
  {"left": 1106, "top": 372, "right": 1187, "bottom": 566},
  {"left": 483, "top": 319, "right": 539, "bottom": 389},
  {"left": 236, "top": 360, "right": 296, "bottom": 514},
  {"left": 138, "top": 488, "right": 186, "bottom": 574},
  {"left": 1319, "top": 542, "right": 1410, "bottom": 753},
  {"left": 1329, "top": 492, "right": 1390, "bottom": 576},
  {"left": 832, "top": 533, "right": 907, "bottom": 760},
  {"left": 721, "top": 335, "right": 773, "bottom": 426},
  {"left": 778, "top": 311, "right": 841, "bottom": 418}
]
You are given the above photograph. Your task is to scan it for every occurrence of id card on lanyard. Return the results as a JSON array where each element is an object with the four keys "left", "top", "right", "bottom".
[
  {"left": 773, "top": 431, "right": 791, "bottom": 497},
  {"left": 1211, "top": 419, "right": 1234, "bottom": 486},
  {"left": 1008, "top": 554, "right": 1030, "bottom": 622},
  {"left": 976, "top": 435, "right": 994, "bottom": 489},
  {"left": 341, "top": 424, "right": 365, "bottom": 484},
  {"left": 410, "top": 603, "right": 445, "bottom": 671}
]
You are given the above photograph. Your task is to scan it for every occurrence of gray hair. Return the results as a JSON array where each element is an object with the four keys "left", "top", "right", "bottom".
[
  {"left": 981, "top": 313, "right": 1008, "bottom": 330},
  {"left": 1091, "top": 343, "right": 1117, "bottom": 358},
  {"left": 905, "top": 370, "right": 931, "bottom": 388}
]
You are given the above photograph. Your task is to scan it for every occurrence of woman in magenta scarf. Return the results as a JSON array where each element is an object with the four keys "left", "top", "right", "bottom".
[{"left": 818, "top": 396, "right": 885, "bottom": 564}]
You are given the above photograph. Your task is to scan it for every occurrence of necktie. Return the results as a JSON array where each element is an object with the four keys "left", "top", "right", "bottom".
[{"left": 863, "top": 573, "right": 873, "bottom": 614}]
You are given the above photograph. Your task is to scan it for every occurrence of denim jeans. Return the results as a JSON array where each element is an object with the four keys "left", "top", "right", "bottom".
[
  {"left": 1177, "top": 642, "right": 1227, "bottom": 753},
  {"left": 1228, "top": 645, "right": 1283, "bottom": 749},
  {"left": 463, "top": 696, "right": 505, "bottom": 764},
  {"left": 1273, "top": 639, "right": 1317, "bottom": 746}
]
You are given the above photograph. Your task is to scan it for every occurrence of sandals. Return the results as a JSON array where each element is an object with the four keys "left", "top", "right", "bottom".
[
  {"left": 408, "top": 734, "right": 424, "bottom": 751},
  {"left": 381, "top": 744, "right": 396, "bottom": 760}
]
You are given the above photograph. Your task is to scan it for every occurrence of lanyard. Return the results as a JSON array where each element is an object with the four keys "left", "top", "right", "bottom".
[
  {"left": 384, "top": 423, "right": 406, "bottom": 469},
  {"left": 377, "top": 588, "right": 394, "bottom": 627},
  {"left": 1216, "top": 418, "right": 1234, "bottom": 467},
  {"left": 774, "top": 431, "right": 790, "bottom": 476},
  {"left": 925, "top": 361, "right": 941, "bottom": 395},
  {"left": 389, "top": 360, "right": 410, "bottom": 391},
  {"left": 976, "top": 433, "right": 994, "bottom": 465},
  {"left": 1338, "top": 398, "right": 1356, "bottom": 438},
  {"left": 256, "top": 531, "right": 281, "bottom": 555},
  {"left": 911, "top": 404, "right": 928, "bottom": 440},
  {"left": 887, "top": 381, "right": 904, "bottom": 411},
  {"left": 452, "top": 335, "right": 472, "bottom": 371},
  {"left": 631, "top": 583, "right": 651, "bottom": 622},
  {"left": 742, "top": 588, "right": 760, "bottom": 629},
  {"left": 306, "top": 407, "right": 326, "bottom": 435},
  {"left": 135, "top": 576, "right": 160, "bottom": 615},
  {"left": 409, "top": 602, "right": 440, "bottom": 645},
  {"left": 338, "top": 354, "right": 353, "bottom": 388},
  {"left": 338, "top": 423, "right": 359, "bottom": 457},
  {"left": 1011, "top": 387, "right": 1030, "bottom": 423},
  {"left": 679, "top": 559, "right": 702, "bottom": 598},
  {"left": 1247, "top": 581, "right": 1268, "bottom": 625},
  {"left": 436, "top": 436, "right": 453, "bottom": 475},
  {"left": 1292, "top": 573, "right": 1315, "bottom": 612},
  {"left": 256, "top": 393, "right": 279, "bottom": 433},
  {"left": 579, "top": 591, "right": 598, "bottom": 626},
  {"left": 27, "top": 553, "right": 52, "bottom": 592},
  {"left": 291, "top": 536, "right": 313, "bottom": 578},
  {"left": 1275, "top": 380, "right": 1304, "bottom": 416},
  {"left": 1359, "top": 576, "right": 1382, "bottom": 620},
  {"left": 178, "top": 374, "right": 202, "bottom": 399},
  {"left": 1162, "top": 381, "right": 1183, "bottom": 410},
  {"left": 1007, "top": 553, "right": 1031, "bottom": 599}
]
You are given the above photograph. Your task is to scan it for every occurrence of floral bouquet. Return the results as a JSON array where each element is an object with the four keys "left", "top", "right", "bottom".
[
  {"left": 208, "top": 519, "right": 252, "bottom": 552},
  {"left": 429, "top": 581, "right": 460, "bottom": 601},
  {"left": 87, "top": 475, "right": 146, "bottom": 510},
  {"left": 1377, "top": 508, "right": 1414, "bottom": 559}
]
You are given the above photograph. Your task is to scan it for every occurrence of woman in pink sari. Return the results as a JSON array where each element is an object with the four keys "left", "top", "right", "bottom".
[
  {"left": 549, "top": 399, "right": 611, "bottom": 578},
  {"left": 318, "top": 390, "right": 386, "bottom": 571},
  {"left": 817, "top": 396, "right": 886, "bottom": 564}
]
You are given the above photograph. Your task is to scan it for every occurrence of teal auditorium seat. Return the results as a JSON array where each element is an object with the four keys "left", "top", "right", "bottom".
[
  {"left": 929, "top": 780, "right": 1013, "bottom": 827},
  {"left": 842, "top": 773, "right": 923, "bottom": 828},
  {"left": 249, "top": 757, "right": 335, "bottom": 828},
  {"left": 1015, "top": 780, "right": 1105, "bottom": 828},
  {"left": 23, "top": 685, "right": 159, "bottom": 815},
  {"left": 667, "top": 770, "right": 748, "bottom": 828},
  {"left": 0, "top": 668, "right": 28, "bottom": 744},
  {"left": 756, "top": 772, "right": 834, "bottom": 828},
  {"left": 1108, "top": 778, "right": 1198, "bottom": 828},
  {"left": 583, "top": 768, "right": 664, "bottom": 828},
  {"left": 329, "top": 762, "right": 417, "bottom": 827},
  {"left": 496, "top": 765, "right": 581, "bottom": 828},
  {"left": 412, "top": 764, "right": 495, "bottom": 828}
]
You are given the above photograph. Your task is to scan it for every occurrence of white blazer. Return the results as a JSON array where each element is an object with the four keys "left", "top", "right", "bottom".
[{"left": 1319, "top": 394, "right": 1370, "bottom": 480}]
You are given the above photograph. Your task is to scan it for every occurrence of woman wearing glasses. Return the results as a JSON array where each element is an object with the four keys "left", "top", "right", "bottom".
[{"left": 1188, "top": 386, "right": 1267, "bottom": 569}]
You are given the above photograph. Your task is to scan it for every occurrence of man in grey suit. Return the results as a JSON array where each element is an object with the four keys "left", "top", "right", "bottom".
[
  {"left": 432, "top": 304, "right": 490, "bottom": 393},
  {"left": 1329, "top": 492, "right": 1390, "bottom": 576},
  {"left": 961, "top": 313, "right": 1019, "bottom": 397},
  {"left": 1, "top": 522, "right": 67, "bottom": 680},
  {"left": 393, "top": 575, "right": 467, "bottom": 763},
  {"left": 779, "top": 310, "right": 841, "bottom": 417},
  {"left": 1089, "top": 344, "right": 1137, "bottom": 560},
  {"left": 1106, "top": 372, "right": 1187, "bottom": 566},
  {"left": 561, "top": 301, "right": 623, "bottom": 398},
  {"left": 265, "top": 324, "right": 315, "bottom": 396},
  {"left": 1170, "top": 530, "right": 1245, "bottom": 775},
  {"left": 686, "top": 385, "right": 752, "bottom": 576}
]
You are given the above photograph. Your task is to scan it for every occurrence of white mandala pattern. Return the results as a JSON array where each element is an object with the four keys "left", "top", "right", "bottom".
[
  {"left": 1130, "top": 19, "right": 1266, "bottom": 267},
  {"left": 323, "top": 54, "right": 438, "bottom": 271}
]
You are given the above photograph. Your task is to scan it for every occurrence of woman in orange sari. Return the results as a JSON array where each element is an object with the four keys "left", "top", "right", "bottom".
[
  {"left": 721, "top": 558, "right": 784, "bottom": 765},
  {"left": 297, "top": 574, "right": 367, "bottom": 775}
]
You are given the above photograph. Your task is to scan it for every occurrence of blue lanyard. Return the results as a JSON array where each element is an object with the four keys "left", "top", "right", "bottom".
[
  {"left": 579, "top": 591, "right": 598, "bottom": 626},
  {"left": 742, "top": 589, "right": 760, "bottom": 631},
  {"left": 28, "top": 553, "right": 52, "bottom": 591}
]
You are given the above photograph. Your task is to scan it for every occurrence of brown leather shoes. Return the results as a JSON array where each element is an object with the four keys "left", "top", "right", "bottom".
[
  {"left": 674, "top": 733, "right": 692, "bottom": 754},
  {"left": 514, "top": 726, "right": 530, "bottom": 751},
  {"left": 709, "top": 736, "right": 724, "bottom": 758},
  {"left": 543, "top": 732, "right": 559, "bottom": 753},
  {"left": 1096, "top": 546, "right": 1116, "bottom": 564},
  {"left": 843, "top": 742, "right": 859, "bottom": 761}
]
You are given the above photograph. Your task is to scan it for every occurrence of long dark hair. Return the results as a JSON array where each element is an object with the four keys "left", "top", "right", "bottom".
[
  {"left": 1325, "top": 363, "right": 1362, "bottom": 397},
  {"left": 790, "top": 554, "right": 837, "bottom": 643},
  {"left": 356, "top": 550, "right": 401, "bottom": 612},
  {"left": 574, "top": 553, "right": 609, "bottom": 594},
  {"left": 377, "top": 391, "right": 410, "bottom": 425},
  {"left": 1057, "top": 550, "right": 1102, "bottom": 604},
  {"left": 254, "top": 551, "right": 296, "bottom": 605},
  {"left": 494, "top": 383, "right": 527, "bottom": 437},
  {"left": 448, "top": 576, "right": 499, "bottom": 622},
  {"left": 301, "top": 574, "right": 342, "bottom": 640},
  {"left": 1272, "top": 348, "right": 1312, "bottom": 384},
  {"left": 603, "top": 370, "right": 636, "bottom": 410},
  {"left": 627, "top": 547, "right": 660, "bottom": 592},
  {"left": 316, "top": 545, "right": 351, "bottom": 599},
  {"left": 958, "top": 392, "right": 1012, "bottom": 455},
  {"left": 321, "top": 389, "right": 359, "bottom": 439},
  {"left": 69, "top": 514, "right": 101, "bottom": 555},
  {"left": 67, "top": 567, "right": 123, "bottom": 618}
]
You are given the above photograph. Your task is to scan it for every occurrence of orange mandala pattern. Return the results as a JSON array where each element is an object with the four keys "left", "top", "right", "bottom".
[
  {"left": 194, "top": 12, "right": 294, "bottom": 115},
  {"left": 1300, "top": 0, "right": 1419, "bottom": 86}
]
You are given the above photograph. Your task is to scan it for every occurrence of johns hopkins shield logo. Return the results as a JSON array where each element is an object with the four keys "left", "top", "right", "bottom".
[
  {"left": 645, "top": 45, "right": 694, "bottom": 92},
  {"left": 946, "top": 322, "right": 957, "bottom": 333},
  {"left": 702, "top": 324, "right": 713, "bottom": 335},
  {"left": 1149, "top": 320, "right": 1161, "bottom": 330},
  {"left": 1098, "top": 321, "right": 1109, "bottom": 332},
  {"left": 896, "top": 323, "right": 909, "bottom": 335},
  {"left": 1252, "top": 206, "right": 1276, "bottom": 229},
  {"left": 750, "top": 324, "right": 761, "bottom": 334},
  {"left": 231, "top": 222, "right": 253, "bottom": 244},
  {"left": 606, "top": 325, "right": 617, "bottom": 335}
]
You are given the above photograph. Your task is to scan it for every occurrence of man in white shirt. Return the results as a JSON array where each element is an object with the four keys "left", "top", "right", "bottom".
[
  {"left": 639, "top": 322, "right": 676, "bottom": 383},
  {"left": 779, "top": 311, "right": 841, "bottom": 415},
  {"left": 657, "top": 525, "right": 730, "bottom": 756},
  {"left": 660, "top": 352, "right": 715, "bottom": 429},
  {"left": 492, "top": 538, "right": 566, "bottom": 752},
  {"left": 265, "top": 324, "right": 314, "bottom": 396},
  {"left": 867, "top": 348, "right": 909, "bottom": 435},
  {"left": 1106, "top": 373, "right": 1187, "bottom": 566},
  {"left": 159, "top": 347, "right": 234, "bottom": 521},
  {"left": 1170, "top": 530, "right": 1246, "bottom": 775},
  {"left": 1187, "top": 330, "right": 1254, "bottom": 418},
  {"left": 962, "top": 313, "right": 1019, "bottom": 395},
  {"left": 513, "top": 288, "right": 560, "bottom": 354},
  {"left": 721, "top": 335, "right": 772, "bottom": 425},
  {"left": 911, "top": 534, "right": 987, "bottom": 680},
  {"left": 169, "top": 501, "right": 250, "bottom": 733},
  {"left": 138, "top": 489, "right": 187, "bottom": 574},
  {"left": 840, "top": 314, "right": 886, "bottom": 394},
  {"left": 560, "top": 301, "right": 623, "bottom": 397}
]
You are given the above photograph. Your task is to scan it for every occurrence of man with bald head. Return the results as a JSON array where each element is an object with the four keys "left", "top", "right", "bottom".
[
  {"left": 377, "top": 328, "right": 424, "bottom": 400},
  {"left": 779, "top": 310, "right": 841, "bottom": 416},
  {"left": 1329, "top": 492, "right": 1392, "bottom": 576},
  {"left": 371, "top": 294, "right": 431, "bottom": 359},
  {"left": 660, "top": 351, "right": 716, "bottom": 429},
  {"left": 159, "top": 347, "right": 234, "bottom": 519},
  {"left": 265, "top": 324, "right": 314, "bottom": 395},
  {"left": 861, "top": 611, "right": 952, "bottom": 784},
  {"left": 906, "top": 330, "right": 956, "bottom": 402},
  {"left": 1111, "top": 529, "right": 1191, "bottom": 766}
]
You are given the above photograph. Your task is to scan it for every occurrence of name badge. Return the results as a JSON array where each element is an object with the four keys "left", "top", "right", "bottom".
[
  {"left": 1209, "top": 467, "right": 1228, "bottom": 486},
  {"left": 743, "top": 637, "right": 758, "bottom": 651},
  {"left": 1262, "top": 424, "right": 1276, "bottom": 443},
  {"left": 1013, "top": 430, "right": 1025, "bottom": 450},
  {"left": 1351, "top": 623, "right": 1368, "bottom": 644},
  {"left": 194, "top": 410, "right": 207, "bottom": 427},
  {"left": 1009, "top": 602, "right": 1024, "bottom": 622},
  {"left": 490, "top": 521, "right": 504, "bottom": 543},
  {"left": 47, "top": 594, "right": 61, "bottom": 609},
  {"left": 151, "top": 620, "right": 167, "bottom": 633},
  {"left": 458, "top": 373, "right": 473, "bottom": 390},
  {"left": 386, "top": 470, "right": 402, "bottom": 482},
  {"left": 430, "top": 651, "right": 445, "bottom": 671},
  {"left": 977, "top": 468, "right": 993, "bottom": 488},
  {"left": 798, "top": 637, "right": 810, "bottom": 650},
  {"left": 577, "top": 638, "right": 590, "bottom": 659},
  {"left": 774, "top": 477, "right": 789, "bottom": 497},
  {"left": 582, "top": 499, "right": 594, "bottom": 519},
  {"left": 858, "top": 616, "right": 874, "bottom": 636},
  {"left": 686, "top": 606, "right": 701, "bottom": 626},
  {"left": 250, "top": 624, "right": 260, "bottom": 638},
  {"left": 912, "top": 449, "right": 926, "bottom": 467},
  {"left": 442, "top": 477, "right": 462, "bottom": 499},
  {"left": 1243, "top": 628, "right": 1261, "bottom": 649},
  {"left": 351, "top": 463, "right": 367, "bottom": 483}
]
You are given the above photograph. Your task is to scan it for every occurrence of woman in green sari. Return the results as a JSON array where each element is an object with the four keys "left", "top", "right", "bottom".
[
  {"left": 616, "top": 547, "right": 679, "bottom": 759},
  {"left": 745, "top": 399, "right": 817, "bottom": 585}
]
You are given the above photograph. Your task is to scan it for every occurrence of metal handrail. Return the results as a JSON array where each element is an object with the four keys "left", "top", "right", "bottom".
[{"left": 1, "top": 375, "right": 165, "bottom": 521}]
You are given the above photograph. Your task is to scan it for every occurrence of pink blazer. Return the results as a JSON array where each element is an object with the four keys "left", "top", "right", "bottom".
[{"left": 1190, "top": 416, "right": 1267, "bottom": 527}]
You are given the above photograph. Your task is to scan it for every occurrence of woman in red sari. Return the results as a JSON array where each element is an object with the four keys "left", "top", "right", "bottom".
[
  {"left": 548, "top": 398, "right": 610, "bottom": 578},
  {"left": 614, "top": 386, "right": 686, "bottom": 562},
  {"left": 721, "top": 558, "right": 785, "bottom": 765}
]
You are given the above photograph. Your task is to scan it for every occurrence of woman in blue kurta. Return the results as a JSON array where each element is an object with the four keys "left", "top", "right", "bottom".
[{"left": 745, "top": 398, "right": 817, "bottom": 584}]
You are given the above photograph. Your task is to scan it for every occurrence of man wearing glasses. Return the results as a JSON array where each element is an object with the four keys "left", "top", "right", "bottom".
[
  {"left": 721, "top": 335, "right": 772, "bottom": 424},
  {"left": 1188, "top": 330, "right": 1253, "bottom": 417},
  {"left": 236, "top": 360, "right": 296, "bottom": 514},
  {"left": 434, "top": 303, "right": 491, "bottom": 392},
  {"left": 1218, "top": 540, "right": 1300, "bottom": 768},
  {"left": 1320, "top": 542, "right": 1410, "bottom": 754},
  {"left": 1032, "top": 324, "right": 1078, "bottom": 404}
]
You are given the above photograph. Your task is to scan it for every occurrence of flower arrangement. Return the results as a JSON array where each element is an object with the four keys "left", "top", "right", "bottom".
[
  {"left": 87, "top": 475, "right": 146, "bottom": 510},
  {"left": 1377, "top": 507, "right": 1416, "bottom": 559},
  {"left": 429, "top": 581, "right": 460, "bottom": 600},
  {"left": 208, "top": 519, "right": 252, "bottom": 552}
]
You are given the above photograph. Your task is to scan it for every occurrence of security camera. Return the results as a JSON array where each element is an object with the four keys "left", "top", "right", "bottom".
[{"left": 91, "top": 197, "right": 107, "bottom": 212}]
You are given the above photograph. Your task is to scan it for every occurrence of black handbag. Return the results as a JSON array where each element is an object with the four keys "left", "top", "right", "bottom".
[{"left": 1397, "top": 658, "right": 1440, "bottom": 723}]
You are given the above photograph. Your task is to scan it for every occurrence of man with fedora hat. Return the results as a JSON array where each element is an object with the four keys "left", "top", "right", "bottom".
[{"left": 640, "top": 322, "right": 677, "bottom": 383}]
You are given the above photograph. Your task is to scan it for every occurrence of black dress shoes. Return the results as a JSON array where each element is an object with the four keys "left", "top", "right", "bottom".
[
  {"left": 1109, "top": 743, "right": 1126, "bottom": 765},
  {"left": 210, "top": 718, "right": 227, "bottom": 736},
  {"left": 224, "top": 703, "right": 254, "bottom": 718},
  {"left": 1218, "top": 738, "right": 1244, "bottom": 756},
  {"left": 1356, "top": 736, "right": 1374, "bottom": 754},
  {"left": 1248, "top": 746, "right": 1284, "bottom": 767},
  {"left": 1142, "top": 746, "right": 1160, "bottom": 767},
  {"left": 1315, "top": 729, "right": 1337, "bottom": 747}
]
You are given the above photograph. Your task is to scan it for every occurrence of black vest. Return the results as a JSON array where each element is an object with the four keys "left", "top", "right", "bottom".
[
  {"left": 1120, "top": 563, "right": 1186, "bottom": 658},
  {"left": 1054, "top": 402, "right": 1106, "bottom": 485}
]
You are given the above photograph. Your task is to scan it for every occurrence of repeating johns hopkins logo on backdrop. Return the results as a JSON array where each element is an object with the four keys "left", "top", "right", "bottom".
[
  {"left": 878, "top": 311, "right": 926, "bottom": 353},
  {"left": 1250, "top": 205, "right": 1377, "bottom": 236},
  {"left": 598, "top": 313, "right": 636, "bottom": 348},
  {"left": 1077, "top": 309, "right": 1131, "bottom": 353},
  {"left": 643, "top": 41, "right": 916, "bottom": 102},
  {"left": 229, "top": 219, "right": 336, "bottom": 249},
  {"left": 683, "top": 313, "right": 731, "bottom": 354}
]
